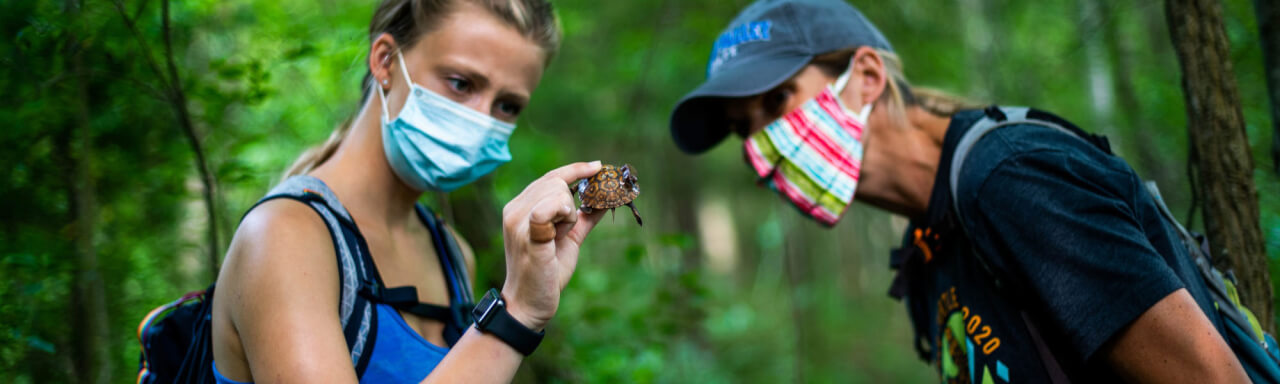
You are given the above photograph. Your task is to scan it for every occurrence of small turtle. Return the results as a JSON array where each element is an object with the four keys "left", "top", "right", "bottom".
[{"left": 574, "top": 163, "right": 642, "bottom": 226}]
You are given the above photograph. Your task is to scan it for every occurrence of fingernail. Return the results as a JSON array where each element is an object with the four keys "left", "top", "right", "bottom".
[{"left": 590, "top": 160, "right": 602, "bottom": 167}]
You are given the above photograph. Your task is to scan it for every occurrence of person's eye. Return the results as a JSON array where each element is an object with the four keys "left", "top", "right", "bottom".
[
  {"left": 446, "top": 77, "right": 472, "bottom": 93},
  {"left": 495, "top": 100, "right": 523, "bottom": 118},
  {"left": 763, "top": 88, "right": 793, "bottom": 115}
]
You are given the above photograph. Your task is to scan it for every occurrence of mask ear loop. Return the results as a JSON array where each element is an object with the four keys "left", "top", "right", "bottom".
[
  {"left": 832, "top": 64, "right": 873, "bottom": 123},
  {"left": 377, "top": 51, "right": 416, "bottom": 124}
]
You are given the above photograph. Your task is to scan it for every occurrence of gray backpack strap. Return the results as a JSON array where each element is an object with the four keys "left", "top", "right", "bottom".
[
  {"left": 949, "top": 107, "right": 1082, "bottom": 222},
  {"left": 250, "top": 175, "right": 378, "bottom": 374},
  {"left": 946, "top": 106, "right": 1081, "bottom": 384},
  {"left": 1144, "top": 182, "right": 1263, "bottom": 344},
  {"left": 263, "top": 175, "right": 358, "bottom": 224}
]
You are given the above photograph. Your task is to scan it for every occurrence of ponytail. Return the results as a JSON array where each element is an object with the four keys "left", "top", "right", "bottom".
[{"left": 282, "top": 117, "right": 355, "bottom": 179}]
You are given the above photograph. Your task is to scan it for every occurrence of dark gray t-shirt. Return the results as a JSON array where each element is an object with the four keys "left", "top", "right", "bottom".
[{"left": 893, "top": 108, "right": 1222, "bottom": 383}]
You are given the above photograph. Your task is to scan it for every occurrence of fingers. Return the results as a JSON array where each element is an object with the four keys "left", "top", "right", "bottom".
[
  {"left": 529, "top": 198, "right": 576, "bottom": 239},
  {"left": 529, "top": 222, "right": 556, "bottom": 243},
  {"left": 546, "top": 161, "right": 602, "bottom": 185},
  {"left": 527, "top": 202, "right": 575, "bottom": 243},
  {"left": 550, "top": 209, "right": 605, "bottom": 289},
  {"left": 506, "top": 161, "right": 602, "bottom": 245}
]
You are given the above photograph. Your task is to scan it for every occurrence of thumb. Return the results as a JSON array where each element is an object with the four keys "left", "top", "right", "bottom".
[
  {"left": 565, "top": 208, "right": 606, "bottom": 248},
  {"left": 554, "top": 209, "right": 605, "bottom": 289}
]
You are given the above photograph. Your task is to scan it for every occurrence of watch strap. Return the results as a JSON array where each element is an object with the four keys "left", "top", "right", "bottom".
[
  {"left": 483, "top": 304, "right": 544, "bottom": 355},
  {"left": 474, "top": 289, "right": 544, "bottom": 356}
]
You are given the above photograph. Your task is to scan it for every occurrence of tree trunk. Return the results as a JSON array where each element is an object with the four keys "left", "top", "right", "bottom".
[
  {"left": 780, "top": 209, "right": 811, "bottom": 384},
  {"left": 1103, "top": 2, "right": 1179, "bottom": 197},
  {"left": 64, "top": 2, "right": 112, "bottom": 381},
  {"left": 1255, "top": 0, "right": 1280, "bottom": 175},
  {"left": 1166, "top": 0, "right": 1273, "bottom": 332},
  {"left": 1078, "top": 0, "right": 1120, "bottom": 142},
  {"left": 956, "top": 0, "right": 997, "bottom": 100},
  {"left": 668, "top": 153, "right": 708, "bottom": 347}
]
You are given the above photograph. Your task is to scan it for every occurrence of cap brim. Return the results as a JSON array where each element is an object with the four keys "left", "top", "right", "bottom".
[{"left": 670, "top": 53, "right": 812, "bottom": 154}]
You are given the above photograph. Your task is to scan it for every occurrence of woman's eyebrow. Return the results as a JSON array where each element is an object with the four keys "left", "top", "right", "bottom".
[
  {"left": 436, "top": 62, "right": 531, "bottom": 103},
  {"left": 437, "top": 62, "right": 491, "bottom": 88}
]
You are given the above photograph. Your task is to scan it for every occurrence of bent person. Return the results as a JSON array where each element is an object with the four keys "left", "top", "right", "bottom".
[{"left": 668, "top": 0, "right": 1252, "bottom": 382}]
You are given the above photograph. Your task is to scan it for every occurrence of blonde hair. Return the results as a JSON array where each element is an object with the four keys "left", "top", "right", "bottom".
[
  {"left": 811, "top": 48, "right": 984, "bottom": 126},
  {"left": 284, "top": 0, "right": 561, "bottom": 178}
]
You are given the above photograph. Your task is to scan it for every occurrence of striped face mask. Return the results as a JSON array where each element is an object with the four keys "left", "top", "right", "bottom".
[{"left": 743, "top": 70, "right": 870, "bottom": 226}]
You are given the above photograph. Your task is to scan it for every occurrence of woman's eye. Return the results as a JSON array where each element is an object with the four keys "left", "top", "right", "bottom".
[
  {"left": 446, "top": 77, "right": 472, "bottom": 93},
  {"left": 495, "top": 101, "right": 523, "bottom": 117}
]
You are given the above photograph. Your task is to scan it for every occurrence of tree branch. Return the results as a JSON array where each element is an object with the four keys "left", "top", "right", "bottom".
[
  {"left": 131, "top": 0, "right": 151, "bottom": 23},
  {"left": 110, "top": 0, "right": 222, "bottom": 279},
  {"left": 108, "top": 0, "right": 171, "bottom": 92},
  {"left": 162, "top": 0, "right": 222, "bottom": 279}
]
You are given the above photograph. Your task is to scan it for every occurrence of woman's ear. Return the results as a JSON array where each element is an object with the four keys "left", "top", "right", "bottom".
[
  {"left": 368, "top": 33, "right": 399, "bottom": 91},
  {"left": 849, "top": 46, "right": 887, "bottom": 109}
]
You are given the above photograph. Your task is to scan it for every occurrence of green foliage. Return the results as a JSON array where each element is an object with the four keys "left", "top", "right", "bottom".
[{"left": 1, "top": 0, "right": 1278, "bottom": 382}]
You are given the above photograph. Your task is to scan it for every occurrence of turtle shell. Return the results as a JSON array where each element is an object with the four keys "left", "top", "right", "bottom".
[{"left": 577, "top": 163, "right": 639, "bottom": 209}]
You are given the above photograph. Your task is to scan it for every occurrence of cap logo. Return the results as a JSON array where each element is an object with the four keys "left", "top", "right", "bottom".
[{"left": 707, "top": 20, "right": 773, "bottom": 78}]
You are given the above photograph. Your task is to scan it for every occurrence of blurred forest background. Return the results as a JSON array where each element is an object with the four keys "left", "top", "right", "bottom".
[{"left": 3, "top": 0, "right": 1279, "bottom": 382}]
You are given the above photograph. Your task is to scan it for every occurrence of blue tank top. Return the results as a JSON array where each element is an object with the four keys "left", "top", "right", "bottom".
[
  {"left": 213, "top": 304, "right": 449, "bottom": 384},
  {"left": 213, "top": 176, "right": 471, "bottom": 383}
]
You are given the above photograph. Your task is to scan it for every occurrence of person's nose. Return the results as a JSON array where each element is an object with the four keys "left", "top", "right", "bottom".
[{"left": 747, "top": 106, "right": 776, "bottom": 136}]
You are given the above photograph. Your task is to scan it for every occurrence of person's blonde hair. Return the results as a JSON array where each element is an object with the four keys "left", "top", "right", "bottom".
[
  {"left": 283, "top": 0, "right": 561, "bottom": 178},
  {"left": 811, "top": 48, "right": 983, "bottom": 125}
]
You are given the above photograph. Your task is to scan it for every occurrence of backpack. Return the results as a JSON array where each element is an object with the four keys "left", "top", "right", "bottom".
[
  {"left": 947, "top": 106, "right": 1280, "bottom": 383},
  {"left": 136, "top": 175, "right": 474, "bottom": 383}
]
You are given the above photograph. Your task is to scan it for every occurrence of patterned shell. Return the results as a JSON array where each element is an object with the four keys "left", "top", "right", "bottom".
[{"left": 579, "top": 164, "right": 639, "bottom": 209}]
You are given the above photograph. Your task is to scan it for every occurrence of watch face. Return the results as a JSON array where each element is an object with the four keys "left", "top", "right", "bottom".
[{"left": 472, "top": 289, "right": 501, "bottom": 325}]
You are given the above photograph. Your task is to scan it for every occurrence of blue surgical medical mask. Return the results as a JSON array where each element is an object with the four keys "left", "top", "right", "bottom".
[{"left": 377, "top": 52, "right": 515, "bottom": 192}]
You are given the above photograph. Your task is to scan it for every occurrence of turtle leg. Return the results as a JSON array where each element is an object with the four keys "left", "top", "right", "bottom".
[
  {"left": 626, "top": 202, "right": 643, "bottom": 226},
  {"left": 610, "top": 208, "right": 616, "bottom": 222}
]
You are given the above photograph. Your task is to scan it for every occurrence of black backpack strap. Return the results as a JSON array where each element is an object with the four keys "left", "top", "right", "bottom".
[
  {"left": 946, "top": 106, "right": 1109, "bottom": 384},
  {"left": 340, "top": 203, "right": 475, "bottom": 347},
  {"left": 415, "top": 204, "right": 475, "bottom": 346},
  {"left": 360, "top": 285, "right": 453, "bottom": 321},
  {"left": 247, "top": 176, "right": 379, "bottom": 376}
]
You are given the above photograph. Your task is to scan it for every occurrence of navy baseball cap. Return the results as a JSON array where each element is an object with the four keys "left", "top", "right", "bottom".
[{"left": 669, "top": 0, "right": 893, "bottom": 154}]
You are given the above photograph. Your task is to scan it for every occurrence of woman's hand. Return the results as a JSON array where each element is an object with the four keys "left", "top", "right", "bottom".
[{"left": 500, "top": 161, "right": 605, "bottom": 331}]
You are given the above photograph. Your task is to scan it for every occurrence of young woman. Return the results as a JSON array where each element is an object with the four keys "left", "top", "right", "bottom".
[
  {"left": 669, "top": 0, "right": 1250, "bottom": 382},
  {"left": 211, "top": 0, "right": 604, "bottom": 382}
]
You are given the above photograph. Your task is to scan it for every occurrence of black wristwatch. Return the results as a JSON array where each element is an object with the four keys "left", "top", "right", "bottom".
[{"left": 472, "top": 288, "right": 545, "bottom": 355}]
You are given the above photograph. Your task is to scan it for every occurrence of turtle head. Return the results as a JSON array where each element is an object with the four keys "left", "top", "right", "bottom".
[{"left": 621, "top": 164, "right": 639, "bottom": 193}]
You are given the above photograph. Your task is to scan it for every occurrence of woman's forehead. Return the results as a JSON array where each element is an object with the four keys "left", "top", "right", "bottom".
[{"left": 407, "top": 4, "right": 546, "bottom": 93}]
